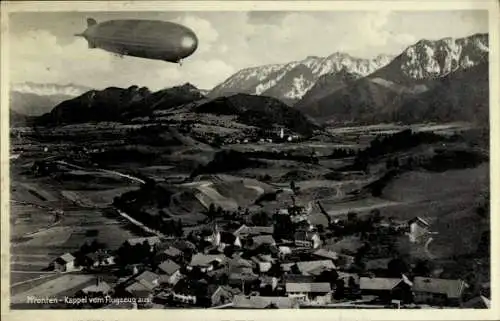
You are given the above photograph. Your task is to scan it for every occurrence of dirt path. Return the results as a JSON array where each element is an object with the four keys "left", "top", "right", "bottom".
[
  {"left": 116, "top": 209, "right": 166, "bottom": 238},
  {"left": 11, "top": 200, "right": 63, "bottom": 238}
]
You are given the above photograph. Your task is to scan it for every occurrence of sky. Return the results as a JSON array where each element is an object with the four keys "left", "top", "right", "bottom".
[{"left": 9, "top": 10, "right": 488, "bottom": 91}]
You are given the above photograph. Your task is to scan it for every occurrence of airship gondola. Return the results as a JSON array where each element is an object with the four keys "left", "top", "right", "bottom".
[{"left": 75, "top": 18, "right": 198, "bottom": 64}]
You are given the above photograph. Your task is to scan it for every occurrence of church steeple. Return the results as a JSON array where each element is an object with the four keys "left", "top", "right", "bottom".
[{"left": 211, "top": 219, "right": 221, "bottom": 247}]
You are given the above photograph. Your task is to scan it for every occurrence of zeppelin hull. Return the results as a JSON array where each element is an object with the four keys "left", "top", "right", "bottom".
[{"left": 77, "top": 19, "right": 198, "bottom": 63}]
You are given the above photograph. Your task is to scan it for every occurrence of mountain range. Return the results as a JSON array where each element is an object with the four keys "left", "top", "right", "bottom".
[
  {"left": 34, "top": 83, "right": 320, "bottom": 136},
  {"left": 16, "top": 32, "right": 489, "bottom": 128},
  {"left": 294, "top": 33, "right": 489, "bottom": 124},
  {"left": 10, "top": 82, "right": 92, "bottom": 116},
  {"left": 208, "top": 53, "right": 394, "bottom": 105}
]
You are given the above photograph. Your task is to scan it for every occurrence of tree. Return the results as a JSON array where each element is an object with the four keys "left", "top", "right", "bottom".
[
  {"left": 290, "top": 263, "right": 301, "bottom": 274},
  {"left": 176, "top": 219, "right": 184, "bottom": 237},
  {"left": 347, "top": 212, "right": 358, "bottom": 223},
  {"left": 348, "top": 276, "right": 358, "bottom": 289},
  {"left": 388, "top": 257, "right": 410, "bottom": 277},
  {"left": 269, "top": 261, "right": 284, "bottom": 278},
  {"left": 393, "top": 157, "right": 400, "bottom": 168},
  {"left": 333, "top": 278, "right": 345, "bottom": 300},
  {"left": 316, "top": 269, "right": 339, "bottom": 285},
  {"left": 251, "top": 212, "right": 270, "bottom": 226},
  {"left": 369, "top": 209, "right": 382, "bottom": 225},
  {"left": 477, "top": 231, "right": 490, "bottom": 256},
  {"left": 413, "top": 259, "right": 434, "bottom": 277}
]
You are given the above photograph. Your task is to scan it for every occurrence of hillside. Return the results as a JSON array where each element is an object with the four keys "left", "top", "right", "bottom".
[
  {"left": 35, "top": 83, "right": 205, "bottom": 125},
  {"left": 209, "top": 53, "right": 393, "bottom": 104},
  {"left": 396, "top": 62, "right": 489, "bottom": 125},
  {"left": 295, "top": 33, "right": 489, "bottom": 125},
  {"left": 294, "top": 67, "right": 362, "bottom": 111},
  {"left": 192, "top": 94, "right": 320, "bottom": 136}
]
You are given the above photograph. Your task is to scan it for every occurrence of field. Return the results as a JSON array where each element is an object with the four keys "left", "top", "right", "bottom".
[
  {"left": 11, "top": 274, "right": 96, "bottom": 306},
  {"left": 8, "top": 120, "right": 490, "bottom": 307},
  {"left": 9, "top": 153, "right": 148, "bottom": 295}
]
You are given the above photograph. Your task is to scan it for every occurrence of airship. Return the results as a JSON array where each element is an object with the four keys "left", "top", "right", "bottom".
[{"left": 75, "top": 18, "right": 198, "bottom": 64}]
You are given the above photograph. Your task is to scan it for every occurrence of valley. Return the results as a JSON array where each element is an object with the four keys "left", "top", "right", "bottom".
[{"left": 7, "top": 30, "right": 491, "bottom": 310}]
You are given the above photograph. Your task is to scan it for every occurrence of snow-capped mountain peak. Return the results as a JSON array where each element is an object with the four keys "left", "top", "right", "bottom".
[
  {"left": 400, "top": 33, "right": 488, "bottom": 79},
  {"left": 209, "top": 52, "right": 395, "bottom": 103}
]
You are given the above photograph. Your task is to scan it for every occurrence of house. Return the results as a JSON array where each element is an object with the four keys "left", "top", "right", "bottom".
[
  {"left": 294, "top": 231, "right": 322, "bottom": 249},
  {"left": 281, "top": 260, "right": 336, "bottom": 276},
  {"left": 53, "top": 253, "right": 76, "bottom": 272},
  {"left": 285, "top": 282, "right": 332, "bottom": 303},
  {"left": 125, "top": 236, "right": 162, "bottom": 249},
  {"left": 84, "top": 251, "right": 115, "bottom": 268},
  {"left": 407, "top": 217, "right": 430, "bottom": 243},
  {"left": 359, "top": 275, "right": 413, "bottom": 302},
  {"left": 122, "top": 271, "right": 161, "bottom": 300},
  {"left": 171, "top": 280, "right": 233, "bottom": 307},
  {"left": 205, "top": 223, "right": 242, "bottom": 248},
  {"left": 156, "top": 260, "right": 182, "bottom": 285},
  {"left": 337, "top": 272, "right": 360, "bottom": 288},
  {"left": 228, "top": 256, "right": 255, "bottom": 274},
  {"left": 463, "top": 295, "right": 491, "bottom": 309},
  {"left": 278, "top": 246, "right": 292, "bottom": 259},
  {"left": 188, "top": 253, "right": 226, "bottom": 273},
  {"left": 413, "top": 277, "right": 468, "bottom": 306},
  {"left": 231, "top": 295, "right": 300, "bottom": 309},
  {"left": 206, "top": 285, "right": 233, "bottom": 307},
  {"left": 259, "top": 276, "right": 279, "bottom": 292},
  {"left": 283, "top": 274, "right": 316, "bottom": 283},
  {"left": 171, "top": 279, "right": 203, "bottom": 305}
]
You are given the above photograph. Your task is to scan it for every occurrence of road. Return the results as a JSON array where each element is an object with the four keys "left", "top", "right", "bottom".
[{"left": 56, "top": 160, "right": 145, "bottom": 184}]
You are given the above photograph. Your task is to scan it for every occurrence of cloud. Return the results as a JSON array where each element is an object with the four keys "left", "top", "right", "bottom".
[
  {"left": 9, "top": 28, "right": 233, "bottom": 91},
  {"left": 173, "top": 15, "right": 219, "bottom": 54},
  {"left": 10, "top": 11, "right": 488, "bottom": 90},
  {"left": 10, "top": 30, "right": 114, "bottom": 86}
]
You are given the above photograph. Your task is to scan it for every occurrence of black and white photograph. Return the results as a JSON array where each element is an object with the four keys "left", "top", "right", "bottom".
[{"left": 1, "top": 0, "right": 498, "bottom": 316}]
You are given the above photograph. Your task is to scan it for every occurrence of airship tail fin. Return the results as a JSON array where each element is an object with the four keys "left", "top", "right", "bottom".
[{"left": 87, "top": 18, "right": 97, "bottom": 27}]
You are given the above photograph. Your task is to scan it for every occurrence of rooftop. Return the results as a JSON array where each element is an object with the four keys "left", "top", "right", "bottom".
[
  {"left": 56, "top": 253, "right": 75, "bottom": 264},
  {"left": 190, "top": 253, "right": 226, "bottom": 267},
  {"left": 233, "top": 225, "right": 274, "bottom": 237},
  {"left": 162, "top": 246, "right": 182, "bottom": 257},
  {"left": 359, "top": 277, "right": 405, "bottom": 291},
  {"left": 281, "top": 260, "right": 336, "bottom": 274},
  {"left": 157, "top": 260, "right": 181, "bottom": 275},
  {"left": 285, "top": 282, "right": 331, "bottom": 293},
  {"left": 313, "top": 249, "right": 338, "bottom": 261},
  {"left": 251, "top": 235, "right": 276, "bottom": 246},
  {"left": 413, "top": 277, "right": 468, "bottom": 298}
]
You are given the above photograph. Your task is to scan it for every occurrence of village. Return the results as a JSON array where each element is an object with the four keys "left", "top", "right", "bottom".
[{"left": 45, "top": 197, "right": 489, "bottom": 310}]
